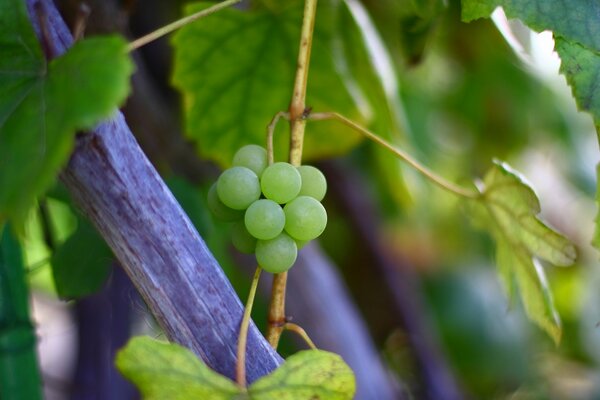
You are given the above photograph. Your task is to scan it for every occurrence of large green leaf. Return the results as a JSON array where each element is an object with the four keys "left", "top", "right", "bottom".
[
  {"left": 172, "top": 1, "right": 366, "bottom": 167},
  {"left": 51, "top": 218, "right": 112, "bottom": 299},
  {"left": 0, "top": 0, "right": 134, "bottom": 224},
  {"left": 116, "top": 336, "right": 356, "bottom": 400},
  {"left": 116, "top": 336, "right": 243, "bottom": 400},
  {"left": 249, "top": 350, "right": 355, "bottom": 400},
  {"left": 475, "top": 162, "right": 576, "bottom": 342},
  {"left": 461, "top": 0, "right": 600, "bottom": 53},
  {"left": 555, "top": 38, "right": 600, "bottom": 127}
]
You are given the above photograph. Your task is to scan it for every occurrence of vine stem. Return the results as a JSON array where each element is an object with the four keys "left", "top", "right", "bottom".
[
  {"left": 308, "top": 112, "right": 480, "bottom": 199},
  {"left": 266, "top": 0, "right": 318, "bottom": 349},
  {"left": 236, "top": 267, "right": 262, "bottom": 387},
  {"left": 127, "top": 0, "right": 242, "bottom": 51},
  {"left": 284, "top": 323, "right": 317, "bottom": 349}
]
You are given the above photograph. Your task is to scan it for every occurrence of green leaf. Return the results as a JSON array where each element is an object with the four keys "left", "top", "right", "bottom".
[
  {"left": 116, "top": 336, "right": 244, "bottom": 400},
  {"left": 172, "top": 1, "right": 365, "bottom": 167},
  {"left": 117, "top": 337, "right": 356, "bottom": 400},
  {"left": 248, "top": 350, "right": 356, "bottom": 400},
  {"left": 0, "top": 0, "right": 134, "bottom": 225},
  {"left": 555, "top": 37, "right": 600, "bottom": 126},
  {"left": 476, "top": 161, "right": 576, "bottom": 342},
  {"left": 460, "top": 0, "right": 600, "bottom": 54},
  {"left": 51, "top": 218, "right": 112, "bottom": 299},
  {"left": 0, "top": 225, "right": 43, "bottom": 400}
]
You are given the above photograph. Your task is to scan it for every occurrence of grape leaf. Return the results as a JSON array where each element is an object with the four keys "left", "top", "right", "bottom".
[
  {"left": 0, "top": 0, "right": 134, "bottom": 224},
  {"left": 116, "top": 336, "right": 244, "bottom": 400},
  {"left": 117, "top": 336, "right": 356, "bottom": 400},
  {"left": 51, "top": 218, "right": 112, "bottom": 299},
  {"left": 554, "top": 38, "right": 600, "bottom": 127},
  {"left": 460, "top": 0, "right": 600, "bottom": 54},
  {"left": 459, "top": 0, "right": 600, "bottom": 256},
  {"left": 475, "top": 161, "right": 576, "bottom": 342},
  {"left": 171, "top": 1, "right": 366, "bottom": 167},
  {"left": 248, "top": 350, "right": 356, "bottom": 400}
]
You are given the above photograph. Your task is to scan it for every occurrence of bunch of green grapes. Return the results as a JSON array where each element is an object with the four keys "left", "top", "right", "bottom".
[{"left": 207, "top": 144, "right": 327, "bottom": 273}]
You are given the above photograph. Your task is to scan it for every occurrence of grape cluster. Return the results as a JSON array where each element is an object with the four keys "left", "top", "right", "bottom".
[{"left": 207, "top": 145, "right": 328, "bottom": 274}]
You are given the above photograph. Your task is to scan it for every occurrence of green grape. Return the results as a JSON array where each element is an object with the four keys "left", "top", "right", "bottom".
[
  {"left": 217, "top": 166, "right": 261, "bottom": 210},
  {"left": 232, "top": 144, "right": 268, "bottom": 177},
  {"left": 297, "top": 165, "right": 327, "bottom": 201},
  {"left": 231, "top": 221, "right": 257, "bottom": 254},
  {"left": 284, "top": 196, "right": 327, "bottom": 241},
  {"left": 207, "top": 183, "right": 244, "bottom": 221},
  {"left": 256, "top": 233, "right": 298, "bottom": 273},
  {"left": 244, "top": 199, "right": 285, "bottom": 240},
  {"left": 260, "top": 162, "right": 301, "bottom": 204}
]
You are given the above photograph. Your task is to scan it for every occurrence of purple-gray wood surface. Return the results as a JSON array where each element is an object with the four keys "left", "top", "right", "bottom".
[{"left": 25, "top": 0, "right": 282, "bottom": 382}]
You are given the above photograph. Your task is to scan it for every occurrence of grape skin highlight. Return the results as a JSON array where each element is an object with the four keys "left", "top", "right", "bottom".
[
  {"left": 245, "top": 199, "right": 285, "bottom": 240},
  {"left": 297, "top": 165, "right": 327, "bottom": 201},
  {"left": 232, "top": 144, "right": 268, "bottom": 177},
  {"left": 256, "top": 233, "right": 298, "bottom": 273},
  {"left": 260, "top": 162, "right": 302, "bottom": 204},
  {"left": 284, "top": 196, "right": 327, "bottom": 241},
  {"left": 216, "top": 166, "right": 261, "bottom": 210}
]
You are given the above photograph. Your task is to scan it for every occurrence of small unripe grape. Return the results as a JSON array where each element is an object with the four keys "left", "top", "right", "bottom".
[
  {"left": 256, "top": 233, "right": 298, "bottom": 273},
  {"left": 207, "top": 183, "right": 244, "bottom": 221},
  {"left": 284, "top": 196, "right": 327, "bottom": 241},
  {"left": 245, "top": 199, "right": 285, "bottom": 240},
  {"left": 231, "top": 221, "right": 257, "bottom": 254},
  {"left": 217, "top": 166, "right": 261, "bottom": 210},
  {"left": 233, "top": 145, "right": 268, "bottom": 177},
  {"left": 260, "top": 162, "right": 301, "bottom": 204},
  {"left": 297, "top": 165, "right": 327, "bottom": 201}
]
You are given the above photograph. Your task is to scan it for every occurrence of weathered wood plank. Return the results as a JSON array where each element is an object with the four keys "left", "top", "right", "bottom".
[{"left": 25, "top": 0, "right": 282, "bottom": 382}]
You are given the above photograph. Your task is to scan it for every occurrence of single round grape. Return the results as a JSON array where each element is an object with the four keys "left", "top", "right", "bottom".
[
  {"left": 232, "top": 145, "right": 268, "bottom": 177},
  {"left": 207, "top": 183, "right": 244, "bottom": 221},
  {"left": 284, "top": 196, "right": 327, "bottom": 241},
  {"left": 260, "top": 162, "right": 301, "bottom": 204},
  {"left": 217, "top": 166, "right": 261, "bottom": 210},
  {"left": 245, "top": 199, "right": 285, "bottom": 240},
  {"left": 256, "top": 233, "right": 298, "bottom": 273},
  {"left": 231, "top": 221, "right": 257, "bottom": 254},
  {"left": 297, "top": 165, "right": 327, "bottom": 201}
]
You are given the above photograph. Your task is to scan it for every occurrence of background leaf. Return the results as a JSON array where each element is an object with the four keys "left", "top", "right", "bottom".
[
  {"left": 116, "top": 336, "right": 244, "bottom": 400},
  {"left": 51, "top": 218, "right": 112, "bottom": 299},
  {"left": 0, "top": 0, "right": 134, "bottom": 225},
  {"left": 172, "top": 1, "right": 369, "bottom": 167},
  {"left": 475, "top": 162, "right": 576, "bottom": 342},
  {"left": 248, "top": 350, "right": 356, "bottom": 400}
]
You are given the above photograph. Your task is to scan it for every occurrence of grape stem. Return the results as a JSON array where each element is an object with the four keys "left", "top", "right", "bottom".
[
  {"left": 308, "top": 112, "right": 481, "bottom": 199},
  {"left": 266, "top": 0, "right": 318, "bottom": 349},
  {"left": 284, "top": 322, "right": 317, "bottom": 349},
  {"left": 266, "top": 111, "right": 290, "bottom": 165},
  {"left": 128, "top": 0, "right": 242, "bottom": 52},
  {"left": 236, "top": 266, "right": 262, "bottom": 387}
]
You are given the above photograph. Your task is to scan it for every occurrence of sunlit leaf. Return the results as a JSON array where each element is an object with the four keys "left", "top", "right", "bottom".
[
  {"left": 249, "top": 350, "right": 356, "bottom": 400},
  {"left": 0, "top": 0, "right": 134, "bottom": 224},
  {"left": 116, "top": 337, "right": 244, "bottom": 400},
  {"left": 475, "top": 161, "right": 576, "bottom": 342},
  {"left": 172, "top": 1, "right": 367, "bottom": 167}
]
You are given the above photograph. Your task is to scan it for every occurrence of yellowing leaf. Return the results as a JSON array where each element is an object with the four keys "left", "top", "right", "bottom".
[
  {"left": 249, "top": 350, "right": 355, "bottom": 400},
  {"left": 476, "top": 161, "right": 576, "bottom": 342},
  {"left": 116, "top": 337, "right": 244, "bottom": 400}
]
